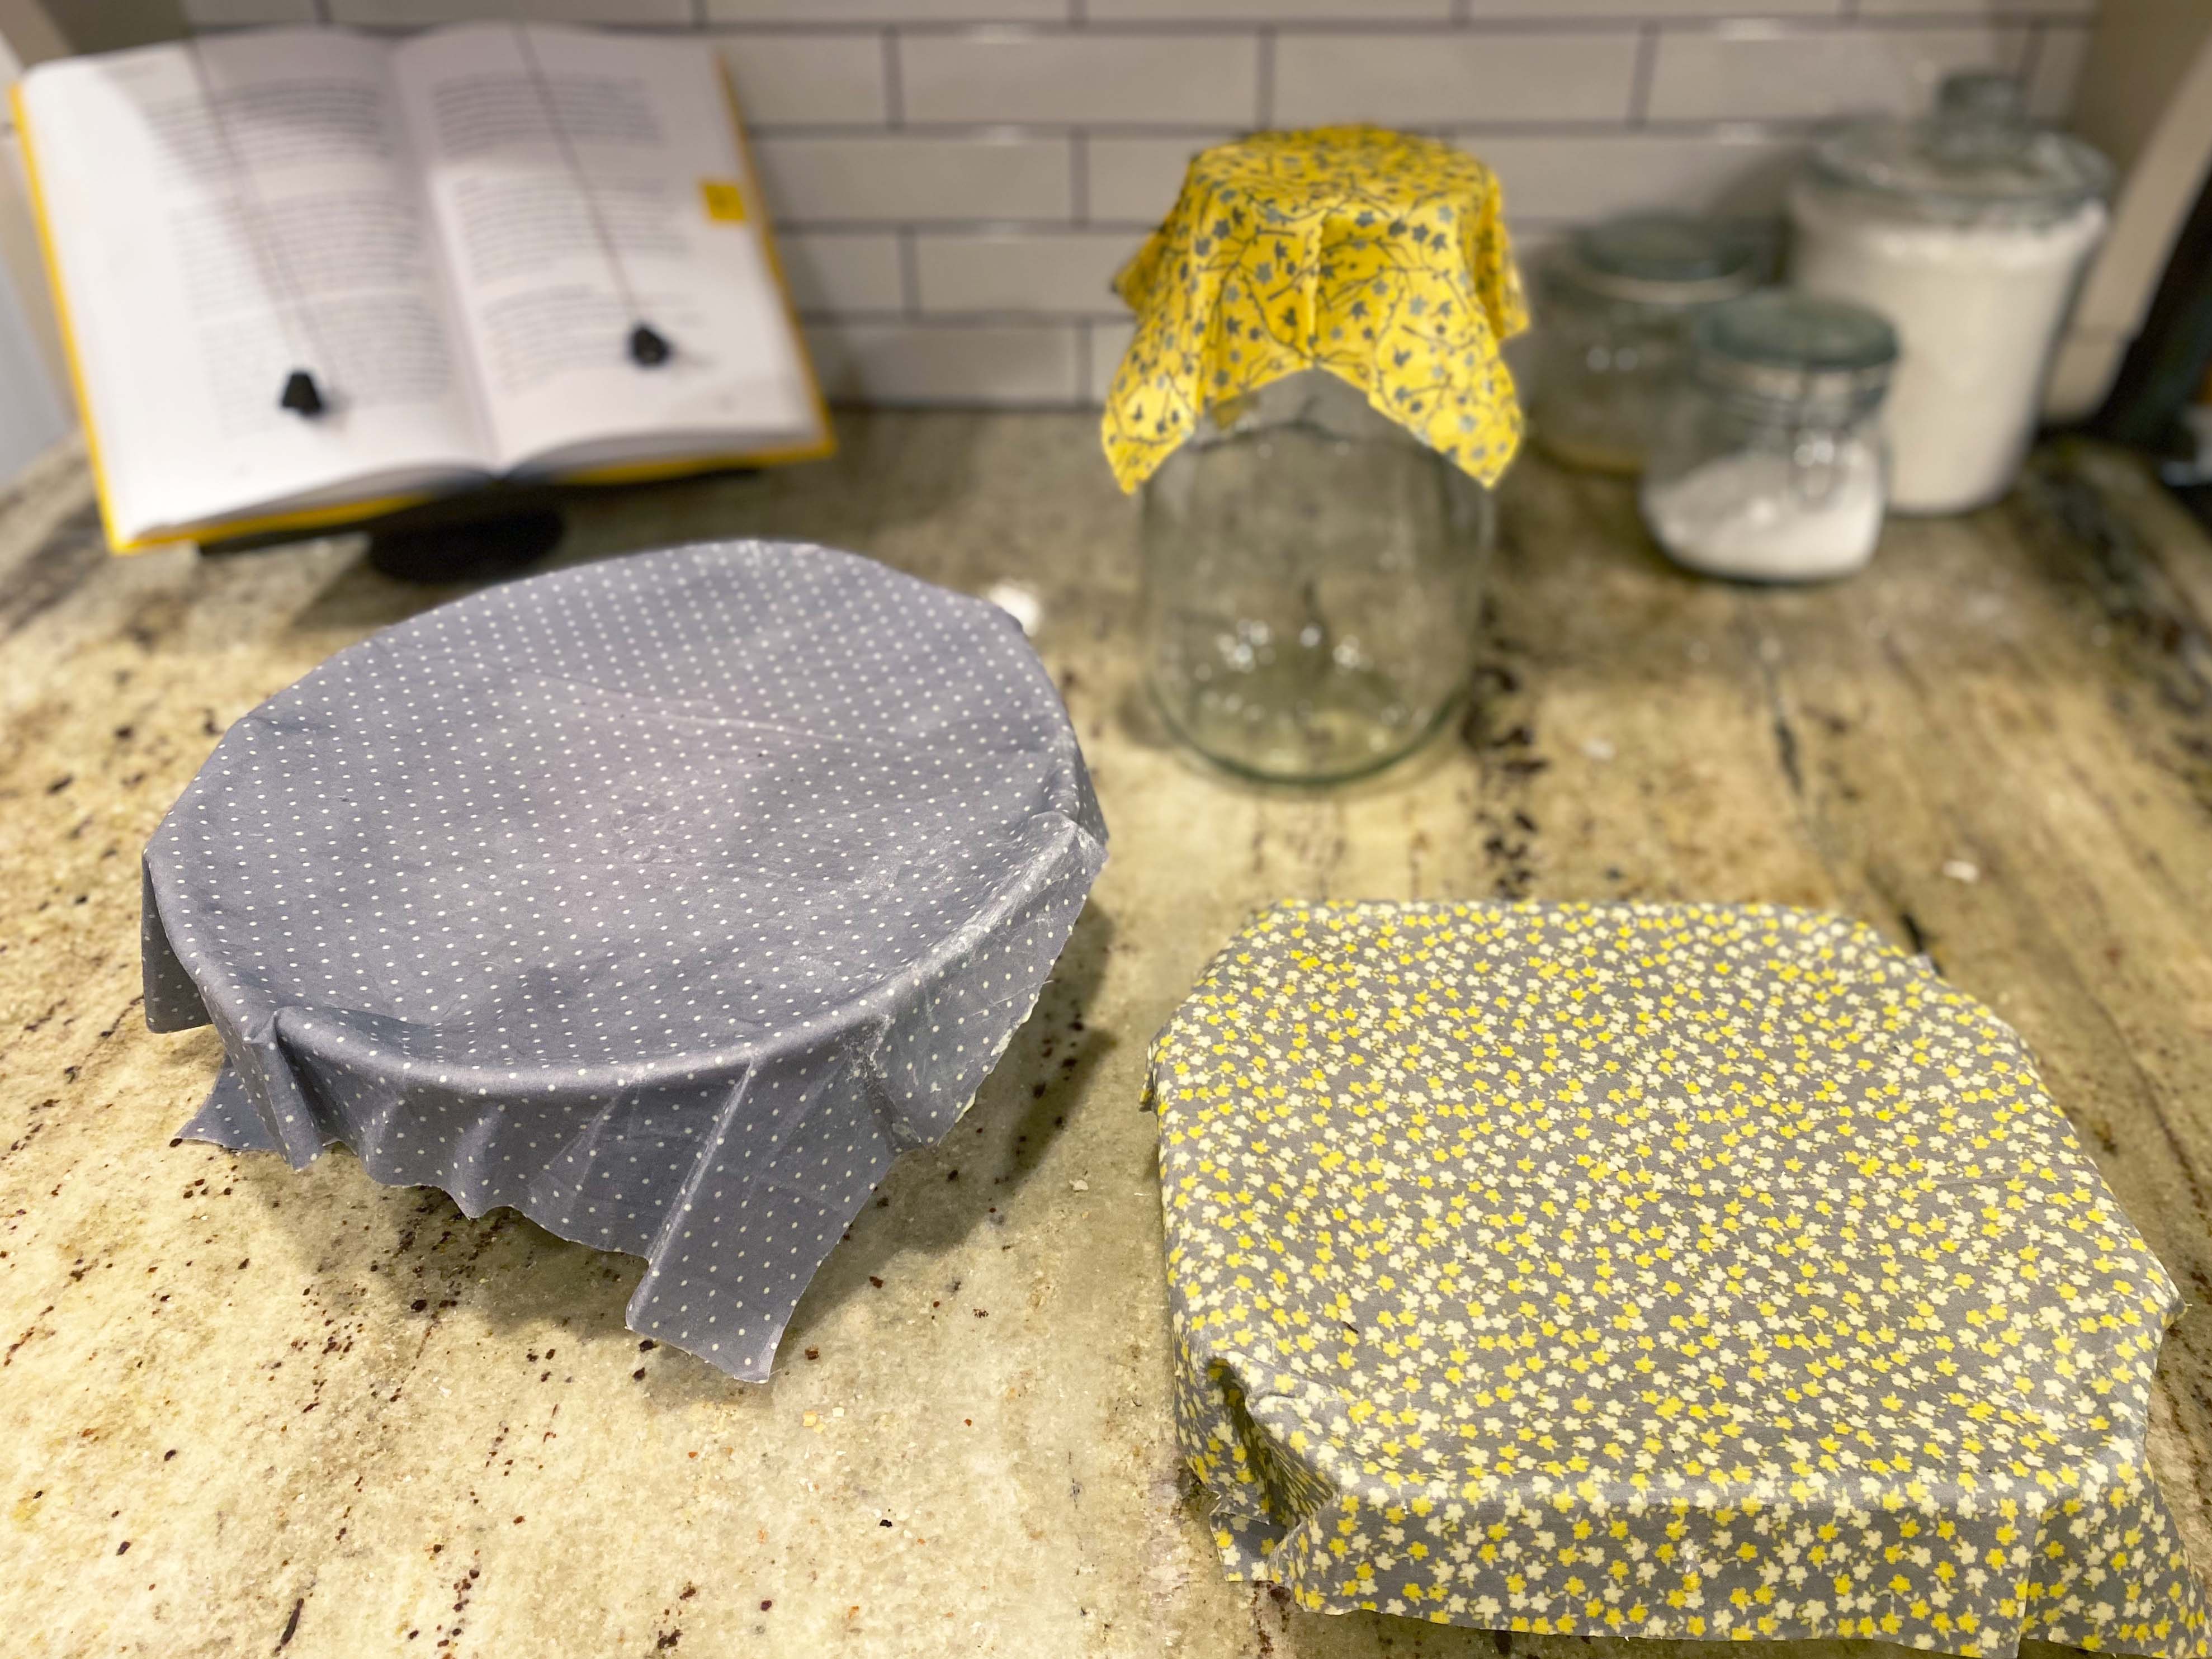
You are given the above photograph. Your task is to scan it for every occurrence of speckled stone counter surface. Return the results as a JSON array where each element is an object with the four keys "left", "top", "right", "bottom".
[{"left": 3, "top": 415, "right": 2211, "bottom": 1659}]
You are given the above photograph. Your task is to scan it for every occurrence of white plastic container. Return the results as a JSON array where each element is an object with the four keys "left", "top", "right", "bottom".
[{"left": 1788, "top": 73, "right": 2110, "bottom": 516}]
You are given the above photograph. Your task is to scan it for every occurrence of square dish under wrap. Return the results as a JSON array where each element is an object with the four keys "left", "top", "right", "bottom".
[
  {"left": 143, "top": 541, "right": 1106, "bottom": 1382},
  {"left": 1151, "top": 900, "right": 2206, "bottom": 1656}
]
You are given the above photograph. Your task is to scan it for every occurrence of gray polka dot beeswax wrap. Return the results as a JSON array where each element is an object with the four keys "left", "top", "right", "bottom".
[
  {"left": 141, "top": 541, "right": 1106, "bottom": 1382},
  {"left": 1150, "top": 901, "right": 2208, "bottom": 1656}
]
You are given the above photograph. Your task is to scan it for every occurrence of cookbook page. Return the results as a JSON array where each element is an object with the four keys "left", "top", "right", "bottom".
[
  {"left": 19, "top": 30, "right": 491, "bottom": 545},
  {"left": 391, "top": 23, "right": 824, "bottom": 476}
]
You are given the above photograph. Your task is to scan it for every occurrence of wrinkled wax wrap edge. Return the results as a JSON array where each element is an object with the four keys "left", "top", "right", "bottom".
[
  {"left": 1151, "top": 899, "right": 2208, "bottom": 1658},
  {"left": 144, "top": 542, "right": 1107, "bottom": 1383},
  {"left": 1102, "top": 125, "right": 1528, "bottom": 494}
]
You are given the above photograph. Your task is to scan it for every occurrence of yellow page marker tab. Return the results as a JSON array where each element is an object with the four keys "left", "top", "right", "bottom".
[{"left": 700, "top": 179, "right": 747, "bottom": 223}]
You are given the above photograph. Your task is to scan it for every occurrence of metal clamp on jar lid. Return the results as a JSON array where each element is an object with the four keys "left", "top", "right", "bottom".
[
  {"left": 1643, "top": 292, "right": 1900, "bottom": 584},
  {"left": 1806, "top": 70, "right": 2111, "bottom": 226},
  {"left": 1690, "top": 290, "right": 1898, "bottom": 408},
  {"left": 1646, "top": 292, "right": 1902, "bottom": 584}
]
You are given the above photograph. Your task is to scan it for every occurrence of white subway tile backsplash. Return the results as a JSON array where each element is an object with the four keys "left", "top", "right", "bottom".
[
  {"left": 807, "top": 321, "right": 1083, "bottom": 404},
  {"left": 1464, "top": 0, "right": 1839, "bottom": 14},
  {"left": 1085, "top": 134, "right": 1235, "bottom": 226},
  {"left": 711, "top": 0, "right": 1062, "bottom": 20},
  {"left": 901, "top": 31, "right": 1259, "bottom": 126},
  {"left": 1646, "top": 24, "right": 2025, "bottom": 122},
  {"left": 2026, "top": 23, "right": 2092, "bottom": 120},
  {"left": 1087, "top": 318, "right": 1135, "bottom": 407},
  {"left": 1472, "top": 131, "right": 1805, "bottom": 223},
  {"left": 1090, "top": 0, "right": 1446, "bottom": 17},
  {"left": 719, "top": 36, "right": 891, "bottom": 128},
  {"left": 329, "top": 0, "right": 690, "bottom": 23},
  {"left": 182, "top": 0, "right": 319, "bottom": 23},
  {"left": 778, "top": 230, "right": 908, "bottom": 314},
  {"left": 1273, "top": 30, "right": 1641, "bottom": 127},
  {"left": 181, "top": 0, "right": 2106, "bottom": 408},
  {"left": 915, "top": 230, "right": 1131, "bottom": 314},
  {"left": 753, "top": 134, "right": 1072, "bottom": 223},
  {"left": 1858, "top": 0, "right": 2091, "bottom": 13}
]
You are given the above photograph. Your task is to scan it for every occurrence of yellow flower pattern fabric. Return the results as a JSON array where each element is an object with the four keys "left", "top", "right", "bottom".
[
  {"left": 1151, "top": 901, "right": 2208, "bottom": 1656},
  {"left": 1102, "top": 127, "right": 1527, "bottom": 494}
]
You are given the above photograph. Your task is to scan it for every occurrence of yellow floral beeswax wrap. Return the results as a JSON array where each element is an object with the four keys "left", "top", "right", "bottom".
[
  {"left": 1102, "top": 127, "right": 1527, "bottom": 494},
  {"left": 1150, "top": 900, "right": 2208, "bottom": 1656}
]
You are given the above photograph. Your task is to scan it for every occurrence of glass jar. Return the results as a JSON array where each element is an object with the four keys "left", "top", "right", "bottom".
[
  {"left": 1532, "top": 215, "right": 1757, "bottom": 475},
  {"left": 1788, "top": 72, "right": 2110, "bottom": 514},
  {"left": 1141, "top": 371, "right": 1493, "bottom": 783},
  {"left": 1640, "top": 291, "right": 1898, "bottom": 583}
]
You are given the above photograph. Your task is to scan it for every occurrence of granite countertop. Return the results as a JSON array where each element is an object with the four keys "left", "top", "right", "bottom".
[{"left": 3, "top": 414, "right": 2210, "bottom": 1658}]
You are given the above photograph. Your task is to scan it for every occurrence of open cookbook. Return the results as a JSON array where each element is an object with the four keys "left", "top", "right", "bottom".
[{"left": 14, "top": 23, "right": 830, "bottom": 551}]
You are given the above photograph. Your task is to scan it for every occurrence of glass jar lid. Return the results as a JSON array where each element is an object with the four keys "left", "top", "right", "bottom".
[
  {"left": 1808, "top": 72, "right": 2111, "bottom": 224},
  {"left": 1691, "top": 291, "right": 1898, "bottom": 405},
  {"left": 1558, "top": 214, "right": 1758, "bottom": 305}
]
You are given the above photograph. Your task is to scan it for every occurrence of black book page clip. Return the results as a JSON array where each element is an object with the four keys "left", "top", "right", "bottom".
[
  {"left": 629, "top": 323, "right": 673, "bottom": 367},
  {"left": 279, "top": 369, "right": 326, "bottom": 417}
]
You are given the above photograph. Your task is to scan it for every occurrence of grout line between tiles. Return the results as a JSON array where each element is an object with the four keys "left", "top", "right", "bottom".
[
  {"left": 746, "top": 114, "right": 1843, "bottom": 138},
  {"left": 1255, "top": 26, "right": 1275, "bottom": 129},
  {"left": 703, "top": 14, "right": 2050, "bottom": 37},
  {"left": 2016, "top": 20, "right": 2047, "bottom": 101},
  {"left": 1070, "top": 130, "right": 1089, "bottom": 226},
  {"left": 798, "top": 309, "right": 1145, "bottom": 327},
  {"left": 774, "top": 210, "right": 1745, "bottom": 245},
  {"left": 898, "top": 228, "right": 922, "bottom": 319},
  {"left": 781, "top": 218, "right": 1157, "bottom": 236},
  {"left": 1628, "top": 23, "right": 1657, "bottom": 126},
  {"left": 309, "top": 9, "right": 2071, "bottom": 33},
  {"left": 882, "top": 29, "right": 904, "bottom": 128},
  {"left": 821, "top": 395, "right": 1098, "bottom": 412}
]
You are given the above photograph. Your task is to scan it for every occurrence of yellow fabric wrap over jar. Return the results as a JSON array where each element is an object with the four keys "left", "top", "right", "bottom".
[{"left": 1103, "top": 126, "right": 1529, "bottom": 494}]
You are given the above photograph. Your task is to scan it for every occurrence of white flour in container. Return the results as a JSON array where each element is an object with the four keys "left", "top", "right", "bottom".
[
  {"left": 1641, "top": 442, "right": 1884, "bottom": 582},
  {"left": 1789, "top": 183, "right": 2105, "bottom": 515}
]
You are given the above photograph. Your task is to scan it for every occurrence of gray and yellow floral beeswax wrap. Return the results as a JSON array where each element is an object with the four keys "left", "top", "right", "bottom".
[
  {"left": 143, "top": 542, "right": 1106, "bottom": 1383},
  {"left": 1151, "top": 901, "right": 2206, "bottom": 1656}
]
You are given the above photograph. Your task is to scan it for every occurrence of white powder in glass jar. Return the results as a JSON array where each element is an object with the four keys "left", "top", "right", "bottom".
[
  {"left": 1641, "top": 442, "right": 1884, "bottom": 582},
  {"left": 1789, "top": 182, "right": 2105, "bottom": 515}
]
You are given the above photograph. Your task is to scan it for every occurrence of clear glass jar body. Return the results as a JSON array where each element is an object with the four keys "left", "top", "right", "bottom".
[
  {"left": 1528, "top": 218, "right": 1756, "bottom": 475},
  {"left": 1140, "top": 371, "right": 1493, "bottom": 783},
  {"left": 1639, "top": 379, "right": 1890, "bottom": 584},
  {"left": 1532, "top": 275, "right": 1713, "bottom": 475}
]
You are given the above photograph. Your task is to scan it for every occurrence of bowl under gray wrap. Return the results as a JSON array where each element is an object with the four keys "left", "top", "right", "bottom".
[{"left": 140, "top": 541, "right": 1108, "bottom": 1382}]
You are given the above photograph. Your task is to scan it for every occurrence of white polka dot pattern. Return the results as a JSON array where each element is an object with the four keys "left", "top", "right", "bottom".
[{"left": 141, "top": 541, "right": 1108, "bottom": 1382}]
